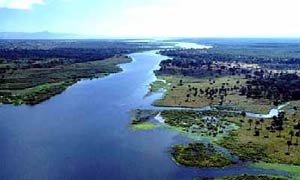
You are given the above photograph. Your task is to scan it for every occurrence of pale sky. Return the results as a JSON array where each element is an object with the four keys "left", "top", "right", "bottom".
[{"left": 1, "top": 0, "right": 300, "bottom": 38}]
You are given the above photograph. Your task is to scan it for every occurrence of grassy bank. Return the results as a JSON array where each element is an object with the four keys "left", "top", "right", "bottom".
[
  {"left": 213, "top": 175, "right": 288, "bottom": 180},
  {"left": 251, "top": 162, "right": 300, "bottom": 180},
  {"left": 131, "top": 122, "right": 160, "bottom": 130}
]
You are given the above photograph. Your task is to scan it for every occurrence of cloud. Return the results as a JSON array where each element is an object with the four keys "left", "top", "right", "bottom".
[{"left": 0, "top": 0, "right": 44, "bottom": 9}]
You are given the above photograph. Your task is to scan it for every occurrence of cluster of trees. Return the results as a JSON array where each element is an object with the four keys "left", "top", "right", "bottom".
[
  {"left": 160, "top": 48, "right": 300, "bottom": 67},
  {"left": 159, "top": 49, "right": 300, "bottom": 75},
  {"left": 156, "top": 57, "right": 252, "bottom": 77},
  {"left": 161, "top": 110, "right": 234, "bottom": 138},
  {"left": 0, "top": 48, "right": 133, "bottom": 69},
  {"left": 178, "top": 80, "right": 240, "bottom": 105},
  {"left": 0, "top": 40, "right": 151, "bottom": 70},
  {"left": 158, "top": 49, "right": 300, "bottom": 105},
  {"left": 241, "top": 73, "right": 300, "bottom": 103}
]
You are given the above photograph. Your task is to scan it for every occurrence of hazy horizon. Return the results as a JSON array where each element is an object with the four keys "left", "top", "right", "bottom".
[{"left": 1, "top": 0, "right": 300, "bottom": 38}]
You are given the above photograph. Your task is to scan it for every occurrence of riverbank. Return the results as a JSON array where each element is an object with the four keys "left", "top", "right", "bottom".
[
  {"left": 251, "top": 162, "right": 300, "bottom": 180},
  {"left": 0, "top": 56, "right": 132, "bottom": 105},
  {"left": 127, "top": 41, "right": 300, "bottom": 179},
  {"left": 131, "top": 107, "right": 300, "bottom": 178}
]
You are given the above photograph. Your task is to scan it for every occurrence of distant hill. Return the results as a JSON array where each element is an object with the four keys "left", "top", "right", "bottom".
[{"left": 0, "top": 31, "right": 86, "bottom": 39}]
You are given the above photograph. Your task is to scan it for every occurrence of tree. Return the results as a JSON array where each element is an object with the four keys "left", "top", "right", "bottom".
[
  {"left": 286, "top": 140, "right": 292, "bottom": 155},
  {"left": 293, "top": 106, "right": 298, "bottom": 116},
  {"left": 295, "top": 131, "right": 300, "bottom": 146},
  {"left": 260, "top": 118, "right": 264, "bottom": 129},
  {"left": 277, "top": 126, "right": 284, "bottom": 137},
  {"left": 254, "top": 130, "right": 260, "bottom": 136},
  {"left": 265, "top": 126, "right": 270, "bottom": 138},
  {"left": 178, "top": 79, "right": 183, "bottom": 86},
  {"left": 289, "top": 130, "right": 295, "bottom": 142},
  {"left": 241, "top": 111, "right": 246, "bottom": 118},
  {"left": 248, "top": 119, "right": 253, "bottom": 130},
  {"left": 255, "top": 121, "right": 260, "bottom": 130}
]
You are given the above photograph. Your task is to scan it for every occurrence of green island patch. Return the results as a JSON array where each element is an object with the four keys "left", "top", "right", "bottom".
[
  {"left": 161, "top": 110, "right": 238, "bottom": 139},
  {"left": 131, "top": 109, "right": 161, "bottom": 130},
  {"left": 132, "top": 121, "right": 160, "bottom": 130},
  {"left": 172, "top": 142, "right": 233, "bottom": 168}
]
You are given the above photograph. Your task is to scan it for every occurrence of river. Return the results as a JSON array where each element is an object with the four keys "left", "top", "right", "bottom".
[{"left": 0, "top": 44, "right": 289, "bottom": 180}]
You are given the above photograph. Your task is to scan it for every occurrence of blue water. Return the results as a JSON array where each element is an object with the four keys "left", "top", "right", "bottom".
[{"left": 0, "top": 50, "right": 290, "bottom": 180}]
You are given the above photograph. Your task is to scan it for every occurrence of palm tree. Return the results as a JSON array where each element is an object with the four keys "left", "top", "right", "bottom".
[
  {"left": 277, "top": 126, "right": 284, "bottom": 137},
  {"left": 260, "top": 118, "right": 264, "bottom": 129},
  {"left": 293, "top": 106, "right": 297, "bottom": 116},
  {"left": 286, "top": 140, "right": 292, "bottom": 155},
  {"left": 265, "top": 126, "right": 271, "bottom": 138},
  {"left": 289, "top": 130, "right": 295, "bottom": 142},
  {"left": 293, "top": 106, "right": 297, "bottom": 111},
  {"left": 255, "top": 121, "right": 260, "bottom": 130},
  {"left": 241, "top": 111, "right": 246, "bottom": 118},
  {"left": 295, "top": 131, "right": 300, "bottom": 146},
  {"left": 254, "top": 130, "right": 260, "bottom": 136},
  {"left": 248, "top": 119, "right": 253, "bottom": 130}
]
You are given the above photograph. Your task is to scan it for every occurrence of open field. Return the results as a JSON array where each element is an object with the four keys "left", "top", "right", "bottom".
[
  {"left": 218, "top": 112, "right": 300, "bottom": 165},
  {"left": 153, "top": 75, "right": 274, "bottom": 113}
]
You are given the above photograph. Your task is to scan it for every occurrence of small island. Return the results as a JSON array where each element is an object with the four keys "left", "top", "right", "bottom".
[{"left": 172, "top": 142, "right": 233, "bottom": 168}]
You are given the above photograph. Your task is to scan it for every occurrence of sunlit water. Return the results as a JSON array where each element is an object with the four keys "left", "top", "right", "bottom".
[
  {"left": 0, "top": 43, "right": 289, "bottom": 180},
  {"left": 174, "top": 42, "right": 212, "bottom": 49}
]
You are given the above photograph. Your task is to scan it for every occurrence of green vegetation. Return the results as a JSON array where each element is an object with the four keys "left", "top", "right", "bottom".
[
  {"left": 0, "top": 56, "right": 132, "bottom": 105},
  {"left": 161, "top": 110, "right": 237, "bottom": 138},
  {"left": 214, "top": 174, "right": 288, "bottom": 180},
  {"left": 131, "top": 121, "right": 160, "bottom": 130},
  {"left": 131, "top": 109, "right": 159, "bottom": 125},
  {"left": 156, "top": 40, "right": 300, "bottom": 113},
  {"left": 0, "top": 81, "right": 73, "bottom": 105},
  {"left": 218, "top": 132, "right": 270, "bottom": 162},
  {"left": 0, "top": 39, "right": 163, "bottom": 105},
  {"left": 172, "top": 142, "right": 233, "bottom": 168},
  {"left": 217, "top": 112, "right": 300, "bottom": 165},
  {"left": 149, "top": 79, "right": 167, "bottom": 92},
  {"left": 153, "top": 75, "right": 273, "bottom": 113},
  {"left": 132, "top": 108, "right": 300, "bottom": 171},
  {"left": 251, "top": 162, "right": 300, "bottom": 179},
  {"left": 132, "top": 39, "right": 300, "bottom": 178},
  {"left": 131, "top": 109, "right": 161, "bottom": 130},
  {"left": 205, "top": 38, "right": 300, "bottom": 59}
]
